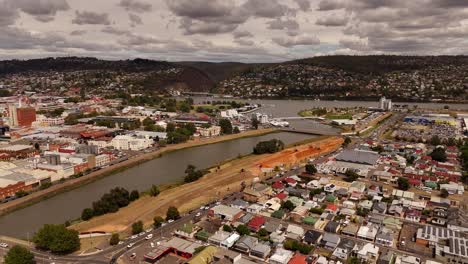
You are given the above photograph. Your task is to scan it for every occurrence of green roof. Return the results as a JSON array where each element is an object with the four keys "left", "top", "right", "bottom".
[
  {"left": 195, "top": 230, "right": 211, "bottom": 241},
  {"left": 425, "top": 181, "right": 438, "bottom": 188},
  {"left": 326, "top": 194, "right": 336, "bottom": 202},
  {"left": 302, "top": 216, "right": 317, "bottom": 225}
]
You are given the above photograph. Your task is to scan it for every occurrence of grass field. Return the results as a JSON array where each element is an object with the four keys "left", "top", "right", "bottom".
[{"left": 325, "top": 113, "right": 353, "bottom": 120}]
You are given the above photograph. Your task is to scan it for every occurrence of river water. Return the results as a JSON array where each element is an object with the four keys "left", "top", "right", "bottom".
[{"left": 0, "top": 132, "right": 313, "bottom": 238}]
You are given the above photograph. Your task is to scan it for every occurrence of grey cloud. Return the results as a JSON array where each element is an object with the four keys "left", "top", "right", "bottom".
[
  {"left": 179, "top": 17, "right": 239, "bottom": 35},
  {"left": 294, "top": 0, "right": 311, "bottom": 10},
  {"left": 316, "top": 15, "right": 348, "bottom": 26},
  {"left": 0, "top": 1, "right": 18, "bottom": 26},
  {"left": 72, "top": 10, "right": 111, "bottom": 25},
  {"left": 267, "top": 19, "right": 299, "bottom": 31},
  {"left": 119, "top": 0, "right": 152, "bottom": 13},
  {"left": 129, "top": 13, "right": 143, "bottom": 26},
  {"left": 317, "top": 0, "right": 345, "bottom": 11},
  {"left": 243, "top": 0, "right": 293, "bottom": 18},
  {"left": 233, "top": 31, "right": 253, "bottom": 39},
  {"left": 11, "top": 0, "right": 69, "bottom": 22},
  {"left": 166, "top": 0, "right": 234, "bottom": 19},
  {"left": 234, "top": 39, "right": 254, "bottom": 46},
  {"left": 70, "top": 30, "right": 87, "bottom": 36},
  {"left": 102, "top": 26, "right": 131, "bottom": 36},
  {"left": 272, "top": 34, "right": 320, "bottom": 47}
]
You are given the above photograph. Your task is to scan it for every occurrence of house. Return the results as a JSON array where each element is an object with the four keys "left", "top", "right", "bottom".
[
  {"left": 286, "top": 187, "right": 309, "bottom": 199},
  {"left": 313, "top": 193, "right": 327, "bottom": 203},
  {"left": 288, "top": 253, "right": 308, "bottom": 264},
  {"left": 287, "top": 196, "right": 304, "bottom": 207},
  {"left": 325, "top": 204, "right": 339, "bottom": 214},
  {"left": 233, "top": 235, "right": 258, "bottom": 254},
  {"left": 264, "top": 198, "right": 282, "bottom": 213},
  {"left": 286, "top": 224, "right": 305, "bottom": 240},
  {"left": 208, "top": 231, "right": 240, "bottom": 248},
  {"left": 377, "top": 250, "right": 396, "bottom": 264},
  {"left": 332, "top": 239, "right": 356, "bottom": 260},
  {"left": 383, "top": 217, "right": 403, "bottom": 231},
  {"left": 405, "top": 209, "right": 422, "bottom": 223},
  {"left": 375, "top": 227, "right": 394, "bottom": 247},
  {"left": 236, "top": 213, "right": 254, "bottom": 225},
  {"left": 439, "top": 183, "right": 464, "bottom": 195},
  {"left": 388, "top": 204, "right": 404, "bottom": 217},
  {"left": 264, "top": 220, "right": 282, "bottom": 234},
  {"left": 272, "top": 181, "right": 284, "bottom": 191},
  {"left": 373, "top": 202, "right": 388, "bottom": 214},
  {"left": 321, "top": 233, "right": 341, "bottom": 250},
  {"left": 290, "top": 206, "right": 309, "bottom": 222},
  {"left": 270, "top": 248, "right": 294, "bottom": 264},
  {"left": 359, "top": 200, "right": 374, "bottom": 211},
  {"left": 357, "top": 223, "right": 379, "bottom": 241},
  {"left": 304, "top": 230, "right": 322, "bottom": 245},
  {"left": 249, "top": 243, "right": 271, "bottom": 260},
  {"left": 246, "top": 203, "right": 263, "bottom": 214},
  {"left": 324, "top": 221, "right": 341, "bottom": 233},
  {"left": 341, "top": 224, "right": 359, "bottom": 237},
  {"left": 230, "top": 199, "right": 249, "bottom": 210},
  {"left": 243, "top": 183, "right": 272, "bottom": 203},
  {"left": 247, "top": 216, "right": 265, "bottom": 232},
  {"left": 392, "top": 190, "right": 415, "bottom": 200},
  {"left": 349, "top": 181, "right": 367, "bottom": 193},
  {"left": 209, "top": 205, "right": 244, "bottom": 222},
  {"left": 395, "top": 255, "right": 421, "bottom": 264},
  {"left": 357, "top": 243, "right": 380, "bottom": 263},
  {"left": 284, "top": 177, "right": 297, "bottom": 187}
]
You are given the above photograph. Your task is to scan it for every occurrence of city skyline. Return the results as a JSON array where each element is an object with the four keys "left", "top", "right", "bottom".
[{"left": 1, "top": 0, "right": 468, "bottom": 62}]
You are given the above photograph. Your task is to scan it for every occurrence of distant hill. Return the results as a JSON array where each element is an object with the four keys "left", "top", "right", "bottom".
[
  {"left": 175, "top": 61, "right": 259, "bottom": 83},
  {"left": 0, "top": 57, "right": 215, "bottom": 92}
]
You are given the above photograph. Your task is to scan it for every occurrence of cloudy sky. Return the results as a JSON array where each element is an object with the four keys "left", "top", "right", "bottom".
[{"left": 1, "top": 0, "right": 468, "bottom": 62}]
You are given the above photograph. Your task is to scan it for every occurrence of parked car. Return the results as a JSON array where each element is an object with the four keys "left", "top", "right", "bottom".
[
  {"left": 145, "top": 234, "right": 153, "bottom": 240},
  {"left": 0, "top": 243, "right": 8, "bottom": 248},
  {"left": 127, "top": 243, "right": 135, "bottom": 248}
]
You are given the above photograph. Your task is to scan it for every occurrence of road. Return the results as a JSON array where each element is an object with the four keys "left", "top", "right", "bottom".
[{"left": 0, "top": 206, "right": 210, "bottom": 264}]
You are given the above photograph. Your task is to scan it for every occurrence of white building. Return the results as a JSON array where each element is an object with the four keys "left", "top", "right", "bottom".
[
  {"left": 198, "top": 125, "right": 221, "bottom": 137},
  {"left": 379, "top": 97, "right": 392, "bottom": 111},
  {"left": 111, "top": 135, "right": 153, "bottom": 151},
  {"left": 95, "top": 154, "right": 111, "bottom": 167},
  {"left": 32, "top": 114, "right": 65, "bottom": 127}
]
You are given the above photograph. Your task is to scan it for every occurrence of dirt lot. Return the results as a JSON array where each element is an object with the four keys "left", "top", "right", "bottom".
[{"left": 71, "top": 136, "right": 343, "bottom": 235}]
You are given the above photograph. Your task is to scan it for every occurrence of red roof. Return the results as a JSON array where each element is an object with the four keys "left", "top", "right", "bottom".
[
  {"left": 288, "top": 254, "right": 307, "bottom": 264},
  {"left": 275, "top": 192, "right": 287, "bottom": 200},
  {"left": 248, "top": 216, "right": 265, "bottom": 230},
  {"left": 409, "top": 179, "right": 421, "bottom": 185},
  {"left": 284, "top": 177, "right": 297, "bottom": 184},
  {"left": 326, "top": 204, "right": 338, "bottom": 212},
  {"left": 272, "top": 181, "right": 284, "bottom": 189}
]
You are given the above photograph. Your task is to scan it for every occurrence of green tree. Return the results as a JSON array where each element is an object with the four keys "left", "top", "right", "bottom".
[
  {"left": 430, "top": 135, "right": 441, "bottom": 146},
  {"left": 153, "top": 216, "right": 164, "bottom": 228},
  {"left": 166, "top": 122, "right": 176, "bottom": 133},
  {"left": 129, "top": 190, "right": 140, "bottom": 201},
  {"left": 397, "top": 177, "right": 410, "bottom": 191},
  {"left": 15, "top": 190, "right": 28, "bottom": 198},
  {"left": 343, "top": 136, "right": 351, "bottom": 147},
  {"left": 253, "top": 139, "right": 284, "bottom": 154},
  {"left": 233, "top": 126, "right": 240, "bottom": 134},
  {"left": 149, "top": 185, "right": 160, "bottom": 197},
  {"left": 251, "top": 117, "right": 259, "bottom": 129},
  {"left": 223, "top": 225, "right": 233, "bottom": 232},
  {"left": 236, "top": 224, "right": 251, "bottom": 236},
  {"left": 132, "top": 221, "right": 144, "bottom": 235},
  {"left": 305, "top": 164, "right": 317, "bottom": 174},
  {"left": 219, "top": 119, "right": 233, "bottom": 134},
  {"left": 281, "top": 200, "right": 296, "bottom": 211},
  {"left": 258, "top": 228, "right": 269, "bottom": 237},
  {"left": 81, "top": 208, "right": 94, "bottom": 221},
  {"left": 33, "top": 224, "right": 80, "bottom": 254},
  {"left": 166, "top": 206, "right": 180, "bottom": 221},
  {"left": 4, "top": 245, "right": 34, "bottom": 264},
  {"left": 348, "top": 257, "right": 360, "bottom": 264},
  {"left": 430, "top": 147, "right": 447, "bottom": 162},
  {"left": 109, "top": 233, "right": 120, "bottom": 246},
  {"left": 440, "top": 188, "right": 449, "bottom": 198},
  {"left": 344, "top": 170, "right": 359, "bottom": 182},
  {"left": 142, "top": 117, "right": 155, "bottom": 127}
]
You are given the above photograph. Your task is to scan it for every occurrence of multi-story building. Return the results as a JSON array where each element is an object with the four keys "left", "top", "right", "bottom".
[{"left": 111, "top": 135, "right": 153, "bottom": 151}]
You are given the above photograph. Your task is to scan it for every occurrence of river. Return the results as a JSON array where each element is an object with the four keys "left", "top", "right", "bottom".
[{"left": 0, "top": 132, "right": 313, "bottom": 238}]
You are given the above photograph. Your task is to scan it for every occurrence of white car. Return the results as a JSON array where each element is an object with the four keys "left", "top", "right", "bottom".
[
  {"left": 130, "top": 235, "right": 138, "bottom": 239},
  {"left": 127, "top": 243, "right": 135, "bottom": 248},
  {"left": 138, "top": 232, "right": 146, "bottom": 236},
  {"left": 195, "top": 212, "right": 201, "bottom": 217},
  {"left": 145, "top": 228, "right": 153, "bottom": 233},
  {"left": 168, "top": 219, "right": 174, "bottom": 223},
  {"left": 145, "top": 234, "right": 153, "bottom": 240},
  {"left": 118, "top": 241, "right": 124, "bottom": 245},
  {"left": 150, "top": 242, "right": 154, "bottom": 248},
  {"left": 0, "top": 243, "right": 8, "bottom": 248}
]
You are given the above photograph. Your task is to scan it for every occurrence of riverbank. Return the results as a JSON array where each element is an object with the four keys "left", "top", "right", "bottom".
[
  {"left": 0, "top": 128, "right": 277, "bottom": 217},
  {"left": 71, "top": 136, "right": 343, "bottom": 235}
]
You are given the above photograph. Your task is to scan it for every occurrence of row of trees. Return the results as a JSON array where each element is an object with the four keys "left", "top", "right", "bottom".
[
  {"left": 3, "top": 245, "right": 35, "bottom": 264},
  {"left": 253, "top": 139, "right": 285, "bottom": 154},
  {"left": 81, "top": 187, "right": 139, "bottom": 221}
]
